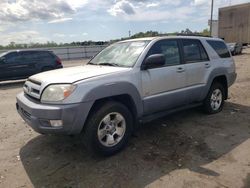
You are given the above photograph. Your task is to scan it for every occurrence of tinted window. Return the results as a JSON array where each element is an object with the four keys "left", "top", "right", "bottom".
[
  {"left": 22, "top": 51, "right": 54, "bottom": 63},
  {"left": 147, "top": 40, "right": 181, "bottom": 66},
  {"left": 207, "top": 40, "right": 231, "bottom": 58},
  {"left": 19, "top": 51, "right": 37, "bottom": 63},
  {"left": 5, "top": 52, "right": 24, "bottom": 64},
  {"left": 36, "top": 51, "right": 54, "bottom": 59},
  {"left": 200, "top": 44, "right": 209, "bottom": 60},
  {"left": 182, "top": 39, "right": 209, "bottom": 63}
]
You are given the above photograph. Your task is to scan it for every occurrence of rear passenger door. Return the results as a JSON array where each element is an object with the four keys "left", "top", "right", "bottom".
[
  {"left": 141, "top": 39, "right": 187, "bottom": 115},
  {"left": 181, "top": 39, "right": 211, "bottom": 103},
  {"left": 36, "top": 51, "right": 55, "bottom": 69}
]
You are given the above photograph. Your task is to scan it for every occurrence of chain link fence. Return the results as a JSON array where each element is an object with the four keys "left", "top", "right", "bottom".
[{"left": 0, "top": 45, "right": 108, "bottom": 60}]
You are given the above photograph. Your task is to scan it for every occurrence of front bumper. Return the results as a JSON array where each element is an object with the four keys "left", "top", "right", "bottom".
[{"left": 16, "top": 92, "right": 93, "bottom": 135}]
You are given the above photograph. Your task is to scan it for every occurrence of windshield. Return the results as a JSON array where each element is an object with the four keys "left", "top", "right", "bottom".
[
  {"left": 89, "top": 41, "right": 150, "bottom": 67},
  {"left": 0, "top": 52, "right": 7, "bottom": 57}
]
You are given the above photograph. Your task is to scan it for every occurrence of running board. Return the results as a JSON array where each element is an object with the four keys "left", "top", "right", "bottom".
[{"left": 140, "top": 103, "right": 202, "bottom": 124}]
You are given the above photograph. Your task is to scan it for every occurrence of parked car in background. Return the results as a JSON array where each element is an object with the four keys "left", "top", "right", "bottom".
[
  {"left": 0, "top": 50, "right": 63, "bottom": 82},
  {"left": 227, "top": 42, "right": 243, "bottom": 55},
  {"left": 16, "top": 36, "right": 236, "bottom": 156}
]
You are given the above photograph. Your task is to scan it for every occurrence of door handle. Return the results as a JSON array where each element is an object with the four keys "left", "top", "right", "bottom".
[
  {"left": 177, "top": 67, "right": 185, "bottom": 73},
  {"left": 205, "top": 63, "right": 211, "bottom": 68}
]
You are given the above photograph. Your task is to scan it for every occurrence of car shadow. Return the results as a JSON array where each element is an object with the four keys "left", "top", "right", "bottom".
[
  {"left": 19, "top": 102, "right": 250, "bottom": 188},
  {"left": 0, "top": 80, "right": 25, "bottom": 90}
]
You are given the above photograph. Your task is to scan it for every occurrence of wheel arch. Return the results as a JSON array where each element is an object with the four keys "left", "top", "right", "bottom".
[
  {"left": 83, "top": 94, "right": 139, "bottom": 134},
  {"left": 82, "top": 82, "right": 143, "bottom": 116},
  {"left": 80, "top": 81, "right": 143, "bottom": 133},
  {"left": 206, "top": 74, "right": 228, "bottom": 100},
  {"left": 212, "top": 75, "right": 228, "bottom": 99}
]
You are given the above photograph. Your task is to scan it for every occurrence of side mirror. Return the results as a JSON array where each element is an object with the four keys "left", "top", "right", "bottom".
[{"left": 141, "top": 54, "right": 165, "bottom": 70}]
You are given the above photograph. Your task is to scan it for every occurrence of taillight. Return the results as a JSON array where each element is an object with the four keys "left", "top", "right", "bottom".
[{"left": 56, "top": 57, "right": 62, "bottom": 65}]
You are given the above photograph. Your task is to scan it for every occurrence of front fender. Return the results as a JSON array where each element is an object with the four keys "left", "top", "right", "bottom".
[{"left": 82, "top": 82, "right": 143, "bottom": 117}]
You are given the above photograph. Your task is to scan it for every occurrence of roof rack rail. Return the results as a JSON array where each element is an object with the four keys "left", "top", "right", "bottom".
[{"left": 175, "top": 34, "right": 212, "bottom": 37}]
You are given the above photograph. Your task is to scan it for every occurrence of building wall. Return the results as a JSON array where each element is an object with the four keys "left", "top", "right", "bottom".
[{"left": 219, "top": 3, "right": 250, "bottom": 44}]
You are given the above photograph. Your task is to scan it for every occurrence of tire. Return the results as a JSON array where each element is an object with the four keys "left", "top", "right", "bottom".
[
  {"left": 82, "top": 101, "right": 133, "bottom": 156},
  {"left": 203, "top": 82, "right": 225, "bottom": 114}
]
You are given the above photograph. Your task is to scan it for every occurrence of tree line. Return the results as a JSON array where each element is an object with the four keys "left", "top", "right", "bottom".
[{"left": 0, "top": 28, "right": 210, "bottom": 50}]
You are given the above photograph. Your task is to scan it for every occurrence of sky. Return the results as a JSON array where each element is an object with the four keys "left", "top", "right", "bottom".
[{"left": 0, "top": 0, "right": 249, "bottom": 45}]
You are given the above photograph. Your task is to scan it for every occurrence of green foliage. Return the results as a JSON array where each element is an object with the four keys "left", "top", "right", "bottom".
[
  {"left": 200, "top": 28, "right": 210, "bottom": 36},
  {"left": 130, "top": 31, "right": 161, "bottom": 38}
]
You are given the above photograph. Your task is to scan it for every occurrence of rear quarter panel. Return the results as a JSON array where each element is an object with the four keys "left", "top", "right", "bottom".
[{"left": 200, "top": 39, "right": 236, "bottom": 100}]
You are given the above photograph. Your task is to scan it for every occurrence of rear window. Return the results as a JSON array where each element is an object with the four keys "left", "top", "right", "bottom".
[{"left": 207, "top": 40, "right": 231, "bottom": 58}]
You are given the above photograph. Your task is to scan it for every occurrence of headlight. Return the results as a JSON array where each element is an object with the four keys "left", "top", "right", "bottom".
[{"left": 41, "top": 84, "right": 76, "bottom": 103}]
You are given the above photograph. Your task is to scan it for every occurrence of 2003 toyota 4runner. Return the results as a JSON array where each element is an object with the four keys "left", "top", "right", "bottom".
[{"left": 16, "top": 36, "right": 237, "bottom": 155}]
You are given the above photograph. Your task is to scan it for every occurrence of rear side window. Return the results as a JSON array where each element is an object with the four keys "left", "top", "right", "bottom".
[
  {"left": 207, "top": 40, "right": 231, "bottom": 58},
  {"left": 182, "top": 39, "right": 209, "bottom": 63},
  {"left": 36, "top": 51, "right": 54, "bottom": 59}
]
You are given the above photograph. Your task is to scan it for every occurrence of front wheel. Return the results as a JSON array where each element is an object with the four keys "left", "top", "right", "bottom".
[
  {"left": 203, "top": 82, "right": 225, "bottom": 114},
  {"left": 82, "top": 101, "right": 133, "bottom": 156}
]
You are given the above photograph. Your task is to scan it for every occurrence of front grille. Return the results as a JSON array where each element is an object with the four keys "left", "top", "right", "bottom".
[
  {"left": 31, "top": 88, "right": 40, "bottom": 94},
  {"left": 24, "top": 93, "right": 40, "bottom": 102},
  {"left": 23, "top": 79, "right": 42, "bottom": 100}
]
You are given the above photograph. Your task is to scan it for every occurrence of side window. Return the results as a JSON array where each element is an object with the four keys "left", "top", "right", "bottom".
[
  {"left": 200, "top": 44, "right": 209, "bottom": 61},
  {"left": 147, "top": 40, "right": 181, "bottom": 66},
  {"left": 182, "top": 39, "right": 209, "bottom": 63},
  {"left": 207, "top": 40, "right": 231, "bottom": 58},
  {"left": 5, "top": 52, "right": 23, "bottom": 64},
  {"left": 37, "top": 51, "right": 54, "bottom": 60},
  {"left": 21, "top": 52, "right": 37, "bottom": 63}
]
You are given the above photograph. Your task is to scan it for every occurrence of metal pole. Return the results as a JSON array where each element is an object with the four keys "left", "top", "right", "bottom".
[{"left": 210, "top": 0, "right": 214, "bottom": 36}]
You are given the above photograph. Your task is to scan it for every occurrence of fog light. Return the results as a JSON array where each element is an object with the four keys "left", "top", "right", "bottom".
[{"left": 50, "top": 120, "right": 63, "bottom": 128}]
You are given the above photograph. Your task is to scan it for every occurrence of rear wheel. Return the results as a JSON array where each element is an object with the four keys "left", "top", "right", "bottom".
[
  {"left": 203, "top": 82, "right": 225, "bottom": 114},
  {"left": 82, "top": 101, "right": 133, "bottom": 156}
]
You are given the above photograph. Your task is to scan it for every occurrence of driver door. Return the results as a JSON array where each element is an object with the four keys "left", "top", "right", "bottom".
[
  {"left": 2, "top": 52, "right": 29, "bottom": 80},
  {"left": 0, "top": 52, "right": 21, "bottom": 80},
  {"left": 0, "top": 56, "right": 9, "bottom": 80}
]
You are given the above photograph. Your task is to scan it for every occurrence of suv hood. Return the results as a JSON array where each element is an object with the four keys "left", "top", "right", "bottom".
[{"left": 30, "top": 65, "right": 131, "bottom": 84}]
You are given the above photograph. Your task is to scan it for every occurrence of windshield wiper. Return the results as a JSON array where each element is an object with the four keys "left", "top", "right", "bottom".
[
  {"left": 87, "top": 62, "right": 96, "bottom": 65},
  {"left": 98, "top": 62, "right": 121, "bottom": 67}
]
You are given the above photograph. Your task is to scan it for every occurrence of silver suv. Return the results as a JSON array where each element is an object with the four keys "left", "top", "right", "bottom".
[{"left": 16, "top": 36, "right": 237, "bottom": 155}]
